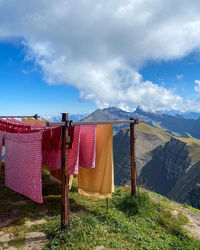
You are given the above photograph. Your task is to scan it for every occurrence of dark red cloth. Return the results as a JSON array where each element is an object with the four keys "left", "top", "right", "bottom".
[
  {"left": 46, "top": 127, "right": 62, "bottom": 170},
  {"left": 68, "top": 126, "right": 74, "bottom": 149},
  {"left": 51, "top": 127, "right": 62, "bottom": 151},
  {"left": 42, "top": 128, "right": 52, "bottom": 152}
]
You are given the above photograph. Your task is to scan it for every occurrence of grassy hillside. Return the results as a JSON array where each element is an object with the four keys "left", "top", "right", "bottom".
[{"left": 0, "top": 165, "right": 200, "bottom": 249}]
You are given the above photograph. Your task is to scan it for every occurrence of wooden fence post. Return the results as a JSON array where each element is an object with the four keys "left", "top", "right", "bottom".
[
  {"left": 130, "top": 118, "right": 137, "bottom": 197},
  {"left": 61, "top": 113, "right": 70, "bottom": 228}
]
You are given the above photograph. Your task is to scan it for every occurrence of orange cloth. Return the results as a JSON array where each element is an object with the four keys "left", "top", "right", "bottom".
[
  {"left": 22, "top": 118, "right": 46, "bottom": 126},
  {"left": 78, "top": 124, "right": 114, "bottom": 199}
]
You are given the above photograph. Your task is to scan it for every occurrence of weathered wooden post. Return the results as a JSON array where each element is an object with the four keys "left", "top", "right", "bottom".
[
  {"left": 130, "top": 118, "right": 137, "bottom": 197},
  {"left": 61, "top": 113, "right": 70, "bottom": 228}
]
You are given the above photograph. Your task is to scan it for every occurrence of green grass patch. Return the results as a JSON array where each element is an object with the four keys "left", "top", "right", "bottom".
[{"left": 1, "top": 164, "right": 200, "bottom": 249}]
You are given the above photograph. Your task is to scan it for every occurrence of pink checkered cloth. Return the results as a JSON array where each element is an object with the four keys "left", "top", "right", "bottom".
[
  {"left": 67, "top": 126, "right": 81, "bottom": 175},
  {"left": 5, "top": 132, "right": 43, "bottom": 204},
  {"left": 79, "top": 125, "right": 96, "bottom": 169},
  {"left": 0, "top": 132, "right": 4, "bottom": 175}
]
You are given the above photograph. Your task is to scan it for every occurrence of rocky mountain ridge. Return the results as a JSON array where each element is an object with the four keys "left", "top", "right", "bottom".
[{"left": 113, "top": 124, "right": 200, "bottom": 209}]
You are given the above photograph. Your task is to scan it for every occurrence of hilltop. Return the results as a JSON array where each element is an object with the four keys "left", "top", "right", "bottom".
[{"left": 0, "top": 167, "right": 200, "bottom": 249}]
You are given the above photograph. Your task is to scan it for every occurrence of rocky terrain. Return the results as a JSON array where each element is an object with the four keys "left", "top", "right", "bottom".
[{"left": 113, "top": 123, "right": 200, "bottom": 209}]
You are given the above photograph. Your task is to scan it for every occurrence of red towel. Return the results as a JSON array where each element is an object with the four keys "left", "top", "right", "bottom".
[
  {"left": 79, "top": 125, "right": 96, "bottom": 169},
  {"left": 5, "top": 132, "right": 43, "bottom": 204}
]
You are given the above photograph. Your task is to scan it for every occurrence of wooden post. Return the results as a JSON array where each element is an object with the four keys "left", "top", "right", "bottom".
[
  {"left": 106, "top": 198, "right": 109, "bottom": 213},
  {"left": 61, "top": 113, "right": 70, "bottom": 228},
  {"left": 130, "top": 118, "right": 137, "bottom": 197}
]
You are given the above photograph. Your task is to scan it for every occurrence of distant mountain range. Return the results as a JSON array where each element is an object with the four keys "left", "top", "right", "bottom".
[
  {"left": 82, "top": 106, "right": 200, "bottom": 209},
  {"left": 161, "top": 109, "right": 200, "bottom": 120},
  {"left": 82, "top": 106, "right": 200, "bottom": 138},
  {"left": 48, "top": 113, "right": 89, "bottom": 122}
]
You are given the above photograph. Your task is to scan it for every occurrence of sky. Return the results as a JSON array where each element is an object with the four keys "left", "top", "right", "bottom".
[{"left": 0, "top": 0, "right": 200, "bottom": 116}]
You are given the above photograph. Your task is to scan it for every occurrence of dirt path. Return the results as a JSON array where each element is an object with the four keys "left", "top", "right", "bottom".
[
  {"left": 182, "top": 208, "right": 200, "bottom": 240},
  {"left": 150, "top": 193, "right": 200, "bottom": 240}
]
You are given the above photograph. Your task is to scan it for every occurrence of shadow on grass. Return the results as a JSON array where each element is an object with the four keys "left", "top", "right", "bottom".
[{"left": 0, "top": 165, "right": 94, "bottom": 229}]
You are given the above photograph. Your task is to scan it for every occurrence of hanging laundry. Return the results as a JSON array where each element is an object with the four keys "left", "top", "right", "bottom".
[
  {"left": 5, "top": 132, "right": 43, "bottom": 204},
  {"left": 0, "top": 132, "right": 4, "bottom": 175},
  {"left": 50, "top": 125, "right": 96, "bottom": 178},
  {"left": 22, "top": 118, "right": 46, "bottom": 126},
  {"left": 78, "top": 124, "right": 114, "bottom": 199},
  {"left": 47, "top": 126, "right": 62, "bottom": 170},
  {"left": 42, "top": 128, "right": 52, "bottom": 165},
  {"left": 79, "top": 125, "right": 96, "bottom": 169},
  {"left": 67, "top": 126, "right": 81, "bottom": 175}
]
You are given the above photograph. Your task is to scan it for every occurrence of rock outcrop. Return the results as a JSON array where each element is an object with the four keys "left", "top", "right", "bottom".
[{"left": 114, "top": 125, "right": 200, "bottom": 209}]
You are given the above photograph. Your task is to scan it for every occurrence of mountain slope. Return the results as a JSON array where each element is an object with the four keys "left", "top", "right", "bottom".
[
  {"left": 114, "top": 123, "right": 200, "bottom": 209},
  {"left": 114, "top": 123, "right": 171, "bottom": 186}
]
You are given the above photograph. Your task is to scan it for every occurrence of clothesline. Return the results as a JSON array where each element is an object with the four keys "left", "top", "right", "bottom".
[
  {"left": 46, "top": 113, "right": 142, "bottom": 229},
  {"left": 0, "top": 113, "right": 142, "bottom": 230},
  {"left": 0, "top": 114, "right": 40, "bottom": 119},
  {"left": 46, "top": 118, "right": 143, "bottom": 127}
]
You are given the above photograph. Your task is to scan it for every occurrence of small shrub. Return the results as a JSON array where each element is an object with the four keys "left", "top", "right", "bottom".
[{"left": 115, "top": 192, "right": 153, "bottom": 217}]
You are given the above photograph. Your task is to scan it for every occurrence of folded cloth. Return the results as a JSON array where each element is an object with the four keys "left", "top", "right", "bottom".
[
  {"left": 78, "top": 124, "right": 114, "bottom": 199},
  {"left": 5, "top": 132, "right": 43, "bottom": 203},
  {"left": 0, "top": 132, "right": 4, "bottom": 175},
  {"left": 79, "top": 125, "right": 96, "bottom": 169},
  {"left": 67, "top": 126, "right": 81, "bottom": 175}
]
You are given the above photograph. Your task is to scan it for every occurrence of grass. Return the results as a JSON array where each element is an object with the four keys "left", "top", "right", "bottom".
[
  {"left": 137, "top": 123, "right": 171, "bottom": 142},
  {"left": 1, "top": 164, "right": 200, "bottom": 249}
]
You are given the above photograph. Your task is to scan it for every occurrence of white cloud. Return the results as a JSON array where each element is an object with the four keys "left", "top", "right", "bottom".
[
  {"left": 176, "top": 75, "right": 184, "bottom": 80},
  {"left": 195, "top": 80, "right": 200, "bottom": 94},
  {"left": 0, "top": 0, "right": 200, "bottom": 111}
]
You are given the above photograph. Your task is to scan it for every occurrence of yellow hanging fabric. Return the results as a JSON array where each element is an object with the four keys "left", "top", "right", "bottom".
[
  {"left": 22, "top": 118, "right": 46, "bottom": 126},
  {"left": 78, "top": 124, "right": 114, "bottom": 199}
]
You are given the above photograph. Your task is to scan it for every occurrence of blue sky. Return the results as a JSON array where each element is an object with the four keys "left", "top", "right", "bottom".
[
  {"left": 1, "top": 1, "right": 200, "bottom": 115},
  {"left": 0, "top": 41, "right": 96, "bottom": 116}
]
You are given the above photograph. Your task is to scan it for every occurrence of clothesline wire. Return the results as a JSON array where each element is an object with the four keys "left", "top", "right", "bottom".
[
  {"left": 0, "top": 114, "right": 40, "bottom": 119},
  {"left": 46, "top": 119, "right": 143, "bottom": 127}
]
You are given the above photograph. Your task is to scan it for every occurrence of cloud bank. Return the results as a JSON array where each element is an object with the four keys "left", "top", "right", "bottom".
[{"left": 1, "top": 0, "right": 200, "bottom": 111}]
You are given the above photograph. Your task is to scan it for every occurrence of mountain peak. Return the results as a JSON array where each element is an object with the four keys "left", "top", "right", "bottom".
[{"left": 135, "top": 105, "right": 146, "bottom": 114}]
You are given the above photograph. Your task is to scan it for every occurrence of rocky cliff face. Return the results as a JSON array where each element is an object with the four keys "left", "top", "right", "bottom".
[
  {"left": 168, "top": 161, "right": 200, "bottom": 208},
  {"left": 114, "top": 123, "right": 170, "bottom": 186},
  {"left": 139, "top": 138, "right": 191, "bottom": 195},
  {"left": 114, "top": 125, "right": 200, "bottom": 209}
]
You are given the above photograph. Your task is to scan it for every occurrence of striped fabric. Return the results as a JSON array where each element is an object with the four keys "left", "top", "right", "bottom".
[
  {"left": 67, "top": 126, "right": 81, "bottom": 175},
  {"left": 79, "top": 125, "right": 96, "bottom": 169},
  {"left": 5, "top": 132, "right": 43, "bottom": 204},
  {"left": 0, "top": 132, "right": 4, "bottom": 175}
]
